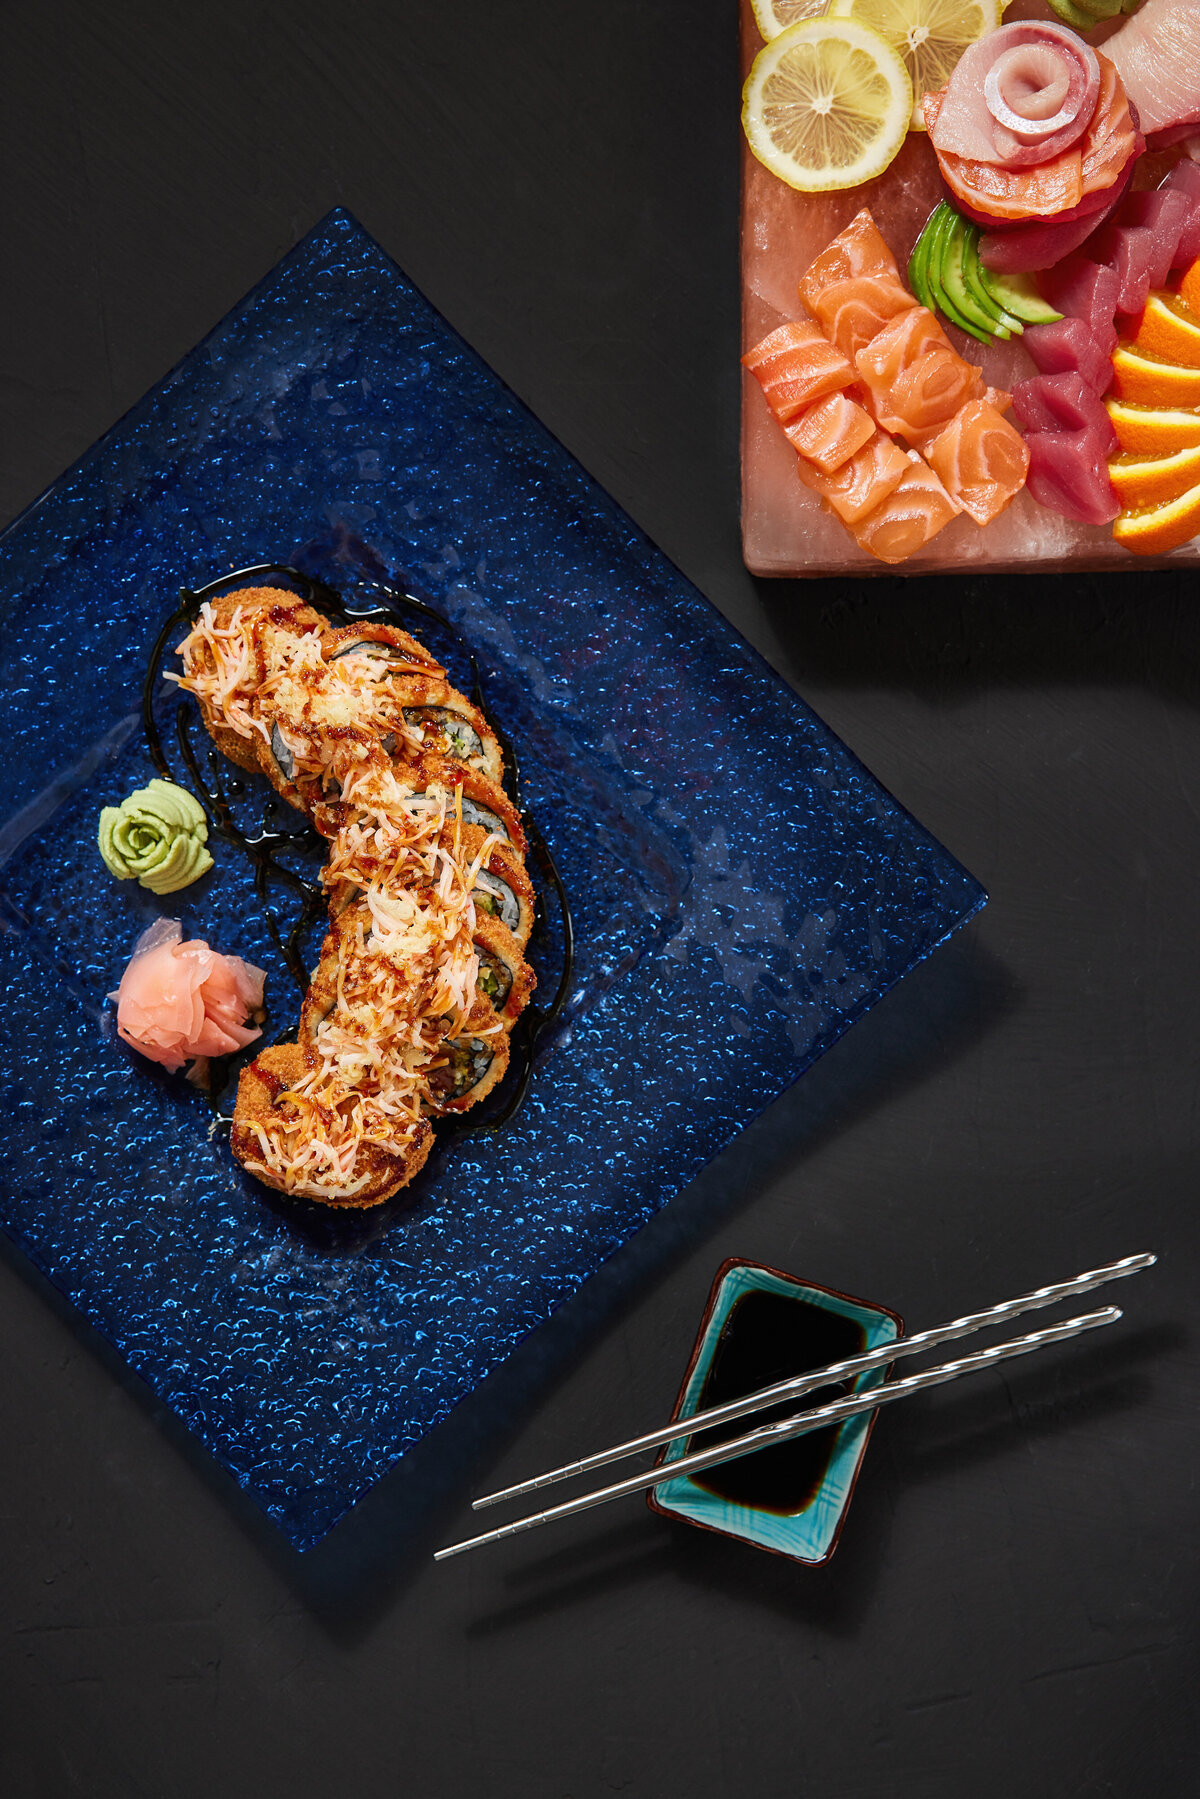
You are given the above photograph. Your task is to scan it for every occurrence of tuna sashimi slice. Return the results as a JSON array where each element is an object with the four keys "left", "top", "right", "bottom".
[
  {"left": 1039, "top": 257, "right": 1120, "bottom": 340},
  {"left": 1103, "top": 0, "right": 1200, "bottom": 140},
  {"left": 742, "top": 321, "right": 857, "bottom": 426},
  {"left": 1012, "top": 372, "right": 1119, "bottom": 455},
  {"left": 1022, "top": 316, "right": 1116, "bottom": 391},
  {"left": 854, "top": 307, "right": 985, "bottom": 443},
  {"left": 1161, "top": 160, "right": 1200, "bottom": 267},
  {"left": 784, "top": 392, "right": 876, "bottom": 475},
  {"left": 979, "top": 161, "right": 1132, "bottom": 273},
  {"left": 926, "top": 401, "right": 1030, "bottom": 526},
  {"left": 796, "top": 430, "right": 911, "bottom": 526},
  {"left": 1082, "top": 223, "right": 1157, "bottom": 317},
  {"left": 1118, "top": 187, "right": 1195, "bottom": 284},
  {"left": 1025, "top": 426, "right": 1119, "bottom": 524},
  {"left": 851, "top": 459, "right": 962, "bottom": 564}
]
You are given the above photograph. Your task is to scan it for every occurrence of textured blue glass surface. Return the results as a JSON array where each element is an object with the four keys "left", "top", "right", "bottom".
[{"left": 0, "top": 210, "right": 984, "bottom": 1548}]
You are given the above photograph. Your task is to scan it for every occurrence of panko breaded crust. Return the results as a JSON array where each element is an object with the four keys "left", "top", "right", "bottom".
[{"left": 232, "top": 1044, "right": 434, "bottom": 1208}]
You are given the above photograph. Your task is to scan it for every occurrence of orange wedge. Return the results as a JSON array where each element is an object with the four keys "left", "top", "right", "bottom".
[
  {"left": 1105, "top": 399, "right": 1200, "bottom": 454},
  {"left": 1110, "top": 345, "right": 1200, "bottom": 407},
  {"left": 1112, "top": 479, "right": 1200, "bottom": 555},
  {"left": 1108, "top": 443, "right": 1200, "bottom": 508},
  {"left": 1179, "top": 257, "right": 1200, "bottom": 315},
  {"left": 1132, "top": 294, "right": 1200, "bottom": 369}
]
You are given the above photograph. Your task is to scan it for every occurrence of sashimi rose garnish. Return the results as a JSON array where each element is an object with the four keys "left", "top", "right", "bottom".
[
  {"left": 925, "top": 25, "right": 1143, "bottom": 231},
  {"left": 111, "top": 918, "right": 266, "bottom": 1072}
]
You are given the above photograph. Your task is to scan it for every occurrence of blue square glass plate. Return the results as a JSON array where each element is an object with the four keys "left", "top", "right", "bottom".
[{"left": 0, "top": 210, "right": 984, "bottom": 1549}]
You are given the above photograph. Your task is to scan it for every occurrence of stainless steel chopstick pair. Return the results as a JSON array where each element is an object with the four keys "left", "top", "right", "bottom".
[{"left": 433, "top": 1252, "right": 1155, "bottom": 1562}]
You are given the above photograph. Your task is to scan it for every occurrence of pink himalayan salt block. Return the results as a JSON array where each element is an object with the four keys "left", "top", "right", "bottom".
[{"left": 783, "top": 391, "right": 876, "bottom": 474}]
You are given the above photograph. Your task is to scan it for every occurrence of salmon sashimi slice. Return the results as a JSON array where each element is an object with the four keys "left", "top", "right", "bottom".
[
  {"left": 805, "top": 273, "right": 918, "bottom": 367},
  {"left": 855, "top": 307, "right": 986, "bottom": 444},
  {"left": 924, "top": 55, "right": 1141, "bottom": 226},
  {"left": 742, "top": 321, "right": 856, "bottom": 426},
  {"left": 798, "top": 209, "right": 902, "bottom": 291},
  {"left": 926, "top": 400, "right": 1030, "bottom": 527},
  {"left": 784, "top": 392, "right": 876, "bottom": 475},
  {"left": 798, "top": 209, "right": 917, "bottom": 363},
  {"left": 796, "top": 430, "right": 911, "bottom": 526},
  {"left": 851, "top": 460, "right": 962, "bottom": 564}
]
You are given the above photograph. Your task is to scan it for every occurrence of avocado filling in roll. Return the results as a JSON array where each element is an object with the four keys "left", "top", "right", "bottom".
[
  {"left": 426, "top": 1036, "right": 493, "bottom": 1104},
  {"left": 475, "top": 946, "right": 513, "bottom": 1009},
  {"left": 473, "top": 868, "right": 521, "bottom": 933},
  {"left": 403, "top": 706, "right": 483, "bottom": 763}
]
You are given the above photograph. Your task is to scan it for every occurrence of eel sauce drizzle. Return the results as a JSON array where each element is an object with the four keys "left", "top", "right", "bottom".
[{"left": 142, "top": 561, "right": 574, "bottom": 1148}]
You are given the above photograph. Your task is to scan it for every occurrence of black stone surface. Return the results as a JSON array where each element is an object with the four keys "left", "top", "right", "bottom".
[{"left": 1, "top": 4, "right": 1197, "bottom": 1795}]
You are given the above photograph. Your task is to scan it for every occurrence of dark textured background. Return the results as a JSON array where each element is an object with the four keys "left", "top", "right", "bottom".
[{"left": 1, "top": 4, "right": 1197, "bottom": 1795}]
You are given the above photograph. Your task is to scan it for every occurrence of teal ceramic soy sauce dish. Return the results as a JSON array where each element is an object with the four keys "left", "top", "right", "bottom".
[{"left": 647, "top": 1259, "right": 902, "bottom": 1564}]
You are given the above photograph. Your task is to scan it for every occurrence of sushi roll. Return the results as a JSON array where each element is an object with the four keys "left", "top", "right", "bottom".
[{"left": 173, "top": 583, "right": 539, "bottom": 1207}]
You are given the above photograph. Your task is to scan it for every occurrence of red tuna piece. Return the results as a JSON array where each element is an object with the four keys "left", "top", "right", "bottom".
[
  {"left": 1119, "top": 187, "right": 1194, "bottom": 283},
  {"left": 1022, "top": 316, "right": 1116, "bottom": 389},
  {"left": 1162, "top": 160, "right": 1200, "bottom": 267},
  {"left": 1039, "top": 257, "right": 1120, "bottom": 339},
  {"left": 1012, "top": 372, "right": 1119, "bottom": 454},
  {"left": 1025, "top": 427, "right": 1118, "bottom": 524},
  {"left": 1083, "top": 223, "right": 1156, "bottom": 316}
]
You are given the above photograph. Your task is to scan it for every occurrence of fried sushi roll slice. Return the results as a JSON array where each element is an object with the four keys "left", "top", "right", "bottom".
[
  {"left": 322, "top": 620, "right": 445, "bottom": 678},
  {"left": 471, "top": 912, "right": 535, "bottom": 1024},
  {"left": 421, "top": 1023, "right": 511, "bottom": 1114},
  {"left": 232, "top": 1043, "right": 435, "bottom": 1208},
  {"left": 172, "top": 586, "right": 329, "bottom": 775},
  {"left": 408, "top": 752, "right": 526, "bottom": 853}
]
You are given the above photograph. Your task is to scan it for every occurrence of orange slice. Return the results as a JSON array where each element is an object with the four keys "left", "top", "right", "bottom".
[
  {"left": 1106, "top": 399, "right": 1200, "bottom": 455},
  {"left": 1179, "top": 257, "right": 1200, "bottom": 315},
  {"left": 1110, "top": 345, "right": 1200, "bottom": 408},
  {"left": 1113, "top": 479, "right": 1200, "bottom": 555},
  {"left": 1132, "top": 294, "right": 1200, "bottom": 370},
  {"left": 1108, "top": 443, "right": 1200, "bottom": 508}
]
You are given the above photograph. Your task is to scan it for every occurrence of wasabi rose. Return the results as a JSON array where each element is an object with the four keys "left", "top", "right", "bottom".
[{"left": 98, "top": 779, "right": 213, "bottom": 894}]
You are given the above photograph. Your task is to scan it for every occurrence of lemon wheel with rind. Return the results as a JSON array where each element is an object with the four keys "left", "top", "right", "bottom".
[
  {"left": 751, "top": 0, "right": 833, "bottom": 39},
  {"left": 742, "top": 18, "right": 914, "bottom": 194},
  {"left": 829, "top": 0, "right": 1002, "bottom": 131}
]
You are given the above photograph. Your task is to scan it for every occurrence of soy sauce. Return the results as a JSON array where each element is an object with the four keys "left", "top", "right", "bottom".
[{"left": 690, "top": 1290, "right": 867, "bottom": 1516}]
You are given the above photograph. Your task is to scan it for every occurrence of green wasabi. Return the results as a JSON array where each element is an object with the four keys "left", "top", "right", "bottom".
[{"left": 98, "top": 779, "right": 213, "bottom": 894}]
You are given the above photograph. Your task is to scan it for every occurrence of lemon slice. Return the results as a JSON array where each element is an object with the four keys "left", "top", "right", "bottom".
[
  {"left": 751, "top": 0, "right": 833, "bottom": 38},
  {"left": 742, "top": 19, "right": 913, "bottom": 193},
  {"left": 828, "top": 0, "right": 1002, "bottom": 129}
]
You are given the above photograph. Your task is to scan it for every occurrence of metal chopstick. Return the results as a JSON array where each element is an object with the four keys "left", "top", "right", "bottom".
[
  {"left": 434, "top": 1304, "right": 1121, "bottom": 1561},
  {"left": 471, "top": 1252, "right": 1155, "bottom": 1511}
]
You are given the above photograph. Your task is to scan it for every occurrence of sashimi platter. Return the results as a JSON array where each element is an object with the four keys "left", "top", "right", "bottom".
[{"left": 740, "top": 0, "right": 1200, "bottom": 573}]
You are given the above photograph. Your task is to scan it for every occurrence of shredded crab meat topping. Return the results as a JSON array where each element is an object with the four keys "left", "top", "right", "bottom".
[{"left": 174, "top": 599, "right": 511, "bottom": 1198}]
